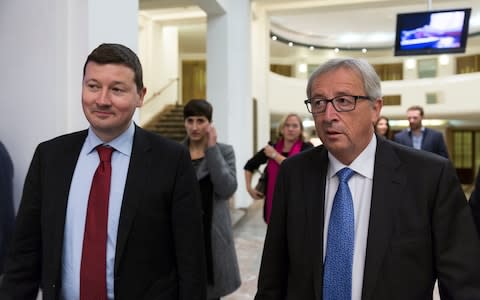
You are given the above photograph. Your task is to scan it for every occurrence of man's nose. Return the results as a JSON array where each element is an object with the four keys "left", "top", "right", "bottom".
[
  {"left": 324, "top": 101, "right": 338, "bottom": 119},
  {"left": 96, "top": 89, "right": 111, "bottom": 105}
]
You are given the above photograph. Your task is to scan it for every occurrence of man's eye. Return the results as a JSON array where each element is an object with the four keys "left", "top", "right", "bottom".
[
  {"left": 88, "top": 84, "right": 99, "bottom": 90},
  {"left": 336, "top": 97, "right": 352, "bottom": 105},
  {"left": 112, "top": 87, "right": 124, "bottom": 93}
]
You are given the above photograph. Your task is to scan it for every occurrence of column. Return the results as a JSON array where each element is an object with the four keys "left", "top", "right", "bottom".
[
  {"left": 201, "top": 0, "right": 253, "bottom": 207},
  {"left": 0, "top": 0, "right": 139, "bottom": 209}
]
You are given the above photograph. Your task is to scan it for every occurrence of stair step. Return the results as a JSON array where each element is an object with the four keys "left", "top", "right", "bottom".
[{"left": 143, "top": 103, "right": 187, "bottom": 143}]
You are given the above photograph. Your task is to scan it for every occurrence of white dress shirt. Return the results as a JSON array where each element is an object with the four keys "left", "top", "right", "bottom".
[
  {"left": 323, "top": 134, "right": 377, "bottom": 300},
  {"left": 61, "top": 123, "right": 134, "bottom": 300}
]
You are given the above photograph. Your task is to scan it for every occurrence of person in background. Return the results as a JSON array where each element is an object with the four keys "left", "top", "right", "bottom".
[
  {"left": 374, "top": 115, "right": 391, "bottom": 139},
  {"left": 182, "top": 99, "right": 240, "bottom": 300},
  {"left": 469, "top": 166, "right": 480, "bottom": 236},
  {"left": 244, "top": 113, "right": 313, "bottom": 224},
  {"left": 0, "top": 43, "right": 206, "bottom": 299},
  {"left": 394, "top": 105, "right": 449, "bottom": 158},
  {"left": 0, "top": 141, "right": 14, "bottom": 277},
  {"left": 255, "top": 58, "right": 480, "bottom": 299}
]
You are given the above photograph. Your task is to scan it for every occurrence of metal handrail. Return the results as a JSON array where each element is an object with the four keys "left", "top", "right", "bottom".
[{"left": 143, "top": 77, "right": 179, "bottom": 105}]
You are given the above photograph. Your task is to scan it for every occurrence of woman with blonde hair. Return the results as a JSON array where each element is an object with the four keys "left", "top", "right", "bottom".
[{"left": 244, "top": 113, "right": 313, "bottom": 223}]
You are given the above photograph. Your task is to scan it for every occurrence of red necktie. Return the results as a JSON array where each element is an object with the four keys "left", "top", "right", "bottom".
[{"left": 80, "top": 145, "right": 113, "bottom": 300}]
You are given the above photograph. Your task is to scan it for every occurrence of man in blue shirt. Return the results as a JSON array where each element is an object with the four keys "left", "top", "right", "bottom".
[
  {"left": 0, "top": 43, "right": 206, "bottom": 300},
  {"left": 394, "top": 105, "right": 449, "bottom": 158}
]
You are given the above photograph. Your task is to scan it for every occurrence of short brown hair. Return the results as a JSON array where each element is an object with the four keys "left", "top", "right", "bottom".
[
  {"left": 83, "top": 43, "right": 144, "bottom": 93},
  {"left": 407, "top": 105, "right": 424, "bottom": 117}
]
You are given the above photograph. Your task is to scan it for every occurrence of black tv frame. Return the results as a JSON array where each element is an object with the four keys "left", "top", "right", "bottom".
[{"left": 394, "top": 8, "right": 472, "bottom": 56}]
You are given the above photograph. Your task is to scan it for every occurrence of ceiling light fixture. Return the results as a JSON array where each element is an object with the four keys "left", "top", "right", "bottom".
[
  {"left": 439, "top": 55, "right": 449, "bottom": 65},
  {"left": 298, "top": 63, "right": 308, "bottom": 73},
  {"left": 334, "top": 48, "right": 339, "bottom": 53},
  {"left": 270, "top": 31, "right": 399, "bottom": 52},
  {"left": 405, "top": 59, "right": 416, "bottom": 69},
  {"left": 362, "top": 48, "right": 367, "bottom": 53}
]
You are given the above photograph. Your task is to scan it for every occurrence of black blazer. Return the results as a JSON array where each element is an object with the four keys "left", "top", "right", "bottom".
[
  {"left": 0, "top": 141, "right": 14, "bottom": 274},
  {"left": 0, "top": 126, "right": 206, "bottom": 300},
  {"left": 255, "top": 137, "right": 480, "bottom": 300},
  {"left": 469, "top": 166, "right": 480, "bottom": 236},
  {"left": 393, "top": 127, "right": 449, "bottom": 159}
]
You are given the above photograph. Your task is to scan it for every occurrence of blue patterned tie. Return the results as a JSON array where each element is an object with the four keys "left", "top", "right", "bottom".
[{"left": 323, "top": 167, "right": 355, "bottom": 300}]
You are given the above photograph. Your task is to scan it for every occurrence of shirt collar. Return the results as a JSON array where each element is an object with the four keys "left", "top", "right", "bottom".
[
  {"left": 85, "top": 122, "right": 135, "bottom": 157},
  {"left": 328, "top": 133, "right": 377, "bottom": 180},
  {"left": 407, "top": 127, "right": 425, "bottom": 133}
]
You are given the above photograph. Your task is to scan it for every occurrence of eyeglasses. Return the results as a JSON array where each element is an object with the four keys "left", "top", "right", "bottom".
[{"left": 304, "top": 95, "right": 371, "bottom": 114}]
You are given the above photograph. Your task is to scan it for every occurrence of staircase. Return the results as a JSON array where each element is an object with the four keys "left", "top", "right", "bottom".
[{"left": 142, "top": 104, "right": 186, "bottom": 142}]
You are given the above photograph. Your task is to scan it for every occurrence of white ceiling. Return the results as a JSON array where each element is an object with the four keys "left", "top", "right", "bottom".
[
  {"left": 265, "top": 0, "right": 480, "bottom": 49},
  {"left": 139, "top": 0, "right": 480, "bottom": 57}
]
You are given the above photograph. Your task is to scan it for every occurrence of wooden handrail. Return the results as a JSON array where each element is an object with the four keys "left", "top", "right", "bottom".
[{"left": 143, "top": 77, "right": 179, "bottom": 105}]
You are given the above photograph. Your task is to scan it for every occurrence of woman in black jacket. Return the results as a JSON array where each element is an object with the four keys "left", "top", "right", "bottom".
[{"left": 244, "top": 113, "right": 313, "bottom": 223}]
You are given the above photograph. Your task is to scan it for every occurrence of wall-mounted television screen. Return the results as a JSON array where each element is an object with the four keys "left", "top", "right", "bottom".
[{"left": 394, "top": 8, "right": 471, "bottom": 56}]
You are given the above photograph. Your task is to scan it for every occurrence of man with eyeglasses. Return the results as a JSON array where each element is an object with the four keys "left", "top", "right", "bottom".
[{"left": 255, "top": 58, "right": 480, "bottom": 300}]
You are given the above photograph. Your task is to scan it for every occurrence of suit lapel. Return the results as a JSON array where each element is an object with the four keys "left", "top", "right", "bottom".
[
  {"left": 361, "top": 139, "right": 404, "bottom": 300},
  {"left": 305, "top": 147, "right": 329, "bottom": 300},
  {"left": 406, "top": 131, "right": 414, "bottom": 147},
  {"left": 114, "top": 127, "right": 152, "bottom": 273},
  {"left": 421, "top": 128, "right": 429, "bottom": 149}
]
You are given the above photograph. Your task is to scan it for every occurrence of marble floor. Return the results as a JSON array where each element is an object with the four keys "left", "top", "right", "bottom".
[
  {"left": 224, "top": 200, "right": 440, "bottom": 300},
  {"left": 225, "top": 200, "right": 266, "bottom": 300}
]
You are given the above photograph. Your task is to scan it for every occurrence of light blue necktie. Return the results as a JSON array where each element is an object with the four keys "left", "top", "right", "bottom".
[{"left": 323, "top": 167, "right": 355, "bottom": 300}]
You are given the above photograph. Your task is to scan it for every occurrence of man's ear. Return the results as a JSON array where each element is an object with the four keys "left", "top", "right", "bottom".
[{"left": 137, "top": 87, "right": 147, "bottom": 107}]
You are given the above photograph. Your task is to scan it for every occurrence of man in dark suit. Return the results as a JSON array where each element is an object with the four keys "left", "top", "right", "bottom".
[
  {"left": 0, "top": 141, "right": 14, "bottom": 276},
  {"left": 0, "top": 43, "right": 206, "bottom": 299},
  {"left": 393, "top": 105, "right": 449, "bottom": 158},
  {"left": 469, "top": 166, "right": 480, "bottom": 236},
  {"left": 255, "top": 58, "right": 480, "bottom": 300}
]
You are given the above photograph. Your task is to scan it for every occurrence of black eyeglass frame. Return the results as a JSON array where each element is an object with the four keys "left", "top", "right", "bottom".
[{"left": 304, "top": 95, "right": 371, "bottom": 114}]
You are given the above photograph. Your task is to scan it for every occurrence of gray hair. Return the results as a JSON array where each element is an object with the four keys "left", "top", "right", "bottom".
[{"left": 306, "top": 58, "right": 382, "bottom": 101}]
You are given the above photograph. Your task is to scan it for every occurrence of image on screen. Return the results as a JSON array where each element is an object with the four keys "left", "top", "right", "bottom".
[
  {"left": 394, "top": 8, "right": 471, "bottom": 56},
  {"left": 400, "top": 11, "right": 465, "bottom": 50}
]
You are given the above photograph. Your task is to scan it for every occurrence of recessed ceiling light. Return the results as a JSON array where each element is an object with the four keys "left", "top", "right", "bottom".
[
  {"left": 362, "top": 48, "right": 367, "bottom": 53},
  {"left": 298, "top": 63, "right": 307, "bottom": 73},
  {"left": 405, "top": 59, "right": 416, "bottom": 69},
  {"left": 334, "top": 48, "right": 339, "bottom": 53},
  {"left": 288, "top": 42, "right": 293, "bottom": 47},
  {"left": 439, "top": 55, "right": 449, "bottom": 65},
  {"left": 271, "top": 35, "right": 277, "bottom": 41},
  {"left": 309, "top": 46, "right": 314, "bottom": 51}
]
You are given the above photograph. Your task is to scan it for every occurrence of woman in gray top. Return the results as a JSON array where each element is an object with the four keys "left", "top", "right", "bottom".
[{"left": 182, "top": 99, "right": 241, "bottom": 299}]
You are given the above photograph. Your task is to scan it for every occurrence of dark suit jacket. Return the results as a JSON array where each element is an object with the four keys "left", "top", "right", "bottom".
[
  {"left": 469, "top": 166, "right": 480, "bottom": 236},
  {"left": 0, "top": 142, "right": 14, "bottom": 275},
  {"left": 255, "top": 137, "right": 480, "bottom": 300},
  {"left": 394, "top": 127, "right": 449, "bottom": 158},
  {"left": 0, "top": 126, "right": 206, "bottom": 300}
]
